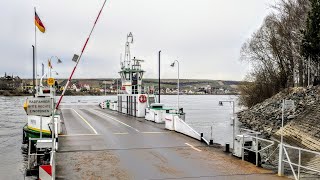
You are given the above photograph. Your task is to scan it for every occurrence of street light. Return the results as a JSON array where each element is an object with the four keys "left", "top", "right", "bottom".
[
  {"left": 52, "top": 71, "right": 59, "bottom": 76},
  {"left": 170, "top": 60, "right": 180, "bottom": 111},
  {"left": 49, "top": 56, "right": 62, "bottom": 77},
  {"left": 219, "top": 100, "right": 235, "bottom": 153}
]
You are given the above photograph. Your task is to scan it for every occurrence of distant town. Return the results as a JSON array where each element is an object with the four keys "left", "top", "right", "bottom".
[{"left": 0, "top": 73, "right": 240, "bottom": 96}]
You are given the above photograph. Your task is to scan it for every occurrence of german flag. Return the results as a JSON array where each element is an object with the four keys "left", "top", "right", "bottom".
[{"left": 35, "top": 11, "right": 45, "bottom": 33}]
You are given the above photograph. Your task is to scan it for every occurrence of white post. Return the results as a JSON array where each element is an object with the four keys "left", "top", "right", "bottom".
[
  {"left": 40, "top": 116, "right": 42, "bottom": 138},
  {"left": 278, "top": 99, "right": 285, "bottom": 176},
  {"left": 28, "top": 139, "right": 31, "bottom": 169},
  {"left": 177, "top": 61, "right": 180, "bottom": 111},
  {"left": 105, "top": 83, "right": 106, "bottom": 96},
  {"left": 298, "top": 149, "right": 301, "bottom": 179},
  {"left": 281, "top": 99, "right": 284, "bottom": 146},
  {"left": 255, "top": 134, "right": 258, "bottom": 166},
  {"left": 308, "top": 57, "right": 310, "bottom": 86},
  {"left": 232, "top": 101, "right": 235, "bottom": 153}
]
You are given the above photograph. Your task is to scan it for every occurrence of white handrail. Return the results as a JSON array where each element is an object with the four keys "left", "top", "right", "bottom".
[{"left": 279, "top": 143, "right": 320, "bottom": 180}]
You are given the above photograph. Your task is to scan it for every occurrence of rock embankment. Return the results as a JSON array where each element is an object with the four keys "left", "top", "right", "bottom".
[{"left": 237, "top": 86, "right": 320, "bottom": 140}]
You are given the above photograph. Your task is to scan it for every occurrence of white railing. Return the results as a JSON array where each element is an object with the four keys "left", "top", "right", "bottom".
[
  {"left": 241, "top": 135, "right": 275, "bottom": 166},
  {"left": 50, "top": 144, "right": 56, "bottom": 180},
  {"left": 279, "top": 143, "right": 320, "bottom": 180},
  {"left": 27, "top": 138, "right": 52, "bottom": 170},
  {"left": 239, "top": 128, "right": 275, "bottom": 166}
]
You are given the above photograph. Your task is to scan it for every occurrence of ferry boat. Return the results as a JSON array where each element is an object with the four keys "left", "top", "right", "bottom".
[
  {"left": 100, "top": 32, "right": 183, "bottom": 123},
  {"left": 22, "top": 74, "right": 62, "bottom": 143}
]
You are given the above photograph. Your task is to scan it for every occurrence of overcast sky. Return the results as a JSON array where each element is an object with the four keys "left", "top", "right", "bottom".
[{"left": 1, "top": 0, "right": 275, "bottom": 80}]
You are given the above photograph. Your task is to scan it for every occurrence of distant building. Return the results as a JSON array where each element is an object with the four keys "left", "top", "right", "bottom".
[{"left": 0, "top": 73, "right": 22, "bottom": 90}]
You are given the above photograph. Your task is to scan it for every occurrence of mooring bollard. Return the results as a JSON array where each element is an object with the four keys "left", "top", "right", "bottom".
[
  {"left": 225, "top": 143, "right": 230, "bottom": 153},
  {"left": 209, "top": 139, "right": 214, "bottom": 145}
]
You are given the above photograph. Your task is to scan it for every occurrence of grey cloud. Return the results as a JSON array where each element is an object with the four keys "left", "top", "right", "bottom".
[{"left": 0, "top": 0, "right": 274, "bottom": 80}]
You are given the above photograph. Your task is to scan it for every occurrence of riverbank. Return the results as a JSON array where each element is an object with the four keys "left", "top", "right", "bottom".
[
  {"left": 0, "top": 91, "right": 239, "bottom": 97},
  {"left": 0, "top": 90, "right": 30, "bottom": 96},
  {"left": 237, "top": 86, "right": 320, "bottom": 151}
]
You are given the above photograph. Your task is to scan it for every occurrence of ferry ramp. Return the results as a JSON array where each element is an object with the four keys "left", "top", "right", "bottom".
[{"left": 56, "top": 105, "right": 286, "bottom": 180}]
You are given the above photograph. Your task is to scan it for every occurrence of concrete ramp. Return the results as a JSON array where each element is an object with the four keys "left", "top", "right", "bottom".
[
  {"left": 174, "top": 115, "right": 201, "bottom": 141},
  {"left": 165, "top": 114, "right": 201, "bottom": 141}
]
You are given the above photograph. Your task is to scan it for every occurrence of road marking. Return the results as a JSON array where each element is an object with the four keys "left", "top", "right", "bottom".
[
  {"left": 90, "top": 109, "right": 140, "bottom": 132},
  {"left": 71, "top": 108, "right": 98, "bottom": 135},
  {"left": 59, "top": 134, "right": 100, "bottom": 137},
  {"left": 141, "top": 132, "right": 171, "bottom": 134},
  {"left": 185, "top": 143, "right": 202, "bottom": 152},
  {"left": 113, "top": 132, "right": 129, "bottom": 135}
]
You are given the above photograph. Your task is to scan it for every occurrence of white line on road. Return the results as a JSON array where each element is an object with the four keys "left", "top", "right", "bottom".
[
  {"left": 185, "top": 143, "right": 202, "bottom": 152},
  {"left": 113, "top": 132, "right": 129, "bottom": 135},
  {"left": 71, "top": 108, "right": 98, "bottom": 135},
  {"left": 59, "top": 134, "right": 100, "bottom": 137},
  {"left": 90, "top": 109, "right": 140, "bottom": 132},
  {"left": 141, "top": 132, "right": 171, "bottom": 134}
]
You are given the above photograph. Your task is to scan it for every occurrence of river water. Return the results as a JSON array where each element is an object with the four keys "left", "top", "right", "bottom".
[{"left": 0, "top": 95, "right": 241, "bottom": 179}]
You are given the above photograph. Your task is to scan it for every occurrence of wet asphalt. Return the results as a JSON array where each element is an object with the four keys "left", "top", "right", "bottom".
[{"left": 56, "top": 105, "right": 287, "bottom": 180}]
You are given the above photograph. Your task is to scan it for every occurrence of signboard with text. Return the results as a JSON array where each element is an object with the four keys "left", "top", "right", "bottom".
[
  {"left": 284, "top": 100, "right": 295, "bottom": 110},
  {"left": 27, "top": 98, "right": 52, "bottom": 116}
]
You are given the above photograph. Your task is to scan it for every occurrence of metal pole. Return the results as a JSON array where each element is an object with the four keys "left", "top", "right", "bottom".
[
  {"left": 34, "top": 7, "right": 38, "bottom": 90},
  {"left": 32, "top": 45, "right": 35, "bottom": 95},
  {"left": 42, "top": 63, "right": 44, "bottom": 77},
  {"left": 158, "top": 50, "right": 161, "bottom": 103},
  {"left": 177, "top": 60, "right": 179, "bottom": 111},
  {"left": 211, "top": 125, "right": 213, "bottom": 140},
  {"left": 298, "top": 149, "right": 301, "bottom": 179},
  {"left": 105, "top": 82, "right": 106, "bottom": 96},
  {"left": 281, "top": 99, "right": 284, "bottom": 145},
  {"left": 232, "top": 101, "right": 235, "bottom": 153},
  {"left": 278, "top": 99, "right": 285, "bottom": 176},
  {"left": 255, "top": 134, "right": 258, "bottom": 166},
  {"left": 308, "top": 57, "right": 310, "bottom": 86},
  {"left": 28, "top": 139, "right": 31, "bottom": 169},
  {"left": 40, "top": 116, "right": 42, "bottom": 138},
  {"left": 241, "top": 135, "right": 244, "bottom": 161}
]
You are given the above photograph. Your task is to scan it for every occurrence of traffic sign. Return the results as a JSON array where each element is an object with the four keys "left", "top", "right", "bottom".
[
  {"left": 47, "top": 78, "right": 55, "bottom": 86},
  {"left": 27, "top": 98, "right": 52, "bottom": 116},
  {"left": 284, "top": 100, "right": 295, "bottom": 110}
]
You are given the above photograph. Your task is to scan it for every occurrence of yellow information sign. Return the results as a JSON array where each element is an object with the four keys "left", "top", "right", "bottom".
[{"left": 47, "top": 78, "right": 55, "bottom": 86}]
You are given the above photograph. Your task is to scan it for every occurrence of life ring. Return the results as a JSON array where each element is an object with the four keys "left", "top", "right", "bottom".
[{"left": 139, "top": 95, "right": 147, "bottom": 103}]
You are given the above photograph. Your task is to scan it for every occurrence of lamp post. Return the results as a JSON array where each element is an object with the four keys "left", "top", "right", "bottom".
[
  {"left": 49, "top": 56, "right": 62, "bottom": 77},
  {"left": 52, "top": 71, "right": 59, "bottom": 76},
  {"left": 219, "top": 100, "right": 235, "bottom": 153},
  {"left": 170, "top": 60, "right": 180, "bottom": 111}
]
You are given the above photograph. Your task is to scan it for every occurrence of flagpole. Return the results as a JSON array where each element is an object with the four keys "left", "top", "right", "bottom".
[{"left": 34, "top": 7, "right": 38, "bottom": 90}]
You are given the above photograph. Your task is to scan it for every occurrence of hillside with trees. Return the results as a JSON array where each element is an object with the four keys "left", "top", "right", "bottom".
[{"left": 239, "top": 0, "right": 318, "bottom": 107}]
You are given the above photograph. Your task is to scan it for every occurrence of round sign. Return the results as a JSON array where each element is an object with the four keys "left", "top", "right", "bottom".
[{"left": 47, "top": 78, "right": 55, "bottom": 86}]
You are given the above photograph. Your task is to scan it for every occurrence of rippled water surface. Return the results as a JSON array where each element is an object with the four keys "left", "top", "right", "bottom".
[{"left": 0, "top": 95, "right": 240, "bottom": 179}]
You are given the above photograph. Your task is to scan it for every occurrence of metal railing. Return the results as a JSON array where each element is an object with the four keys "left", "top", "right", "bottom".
[
  {"left": 27, "top": 138, "right": 52, "bottom": 171},
  {"left": 240, "top": 128, "right": 275, "bottom": 166},
  {"left": 279, "top": 143, "right": 320, "bottom": 180}
]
